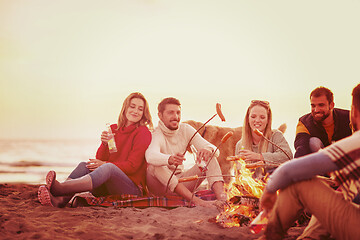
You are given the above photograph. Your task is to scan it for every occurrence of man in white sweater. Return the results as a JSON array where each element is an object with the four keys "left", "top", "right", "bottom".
[{"left": 145, "top": 97, "right": 226, "bottom": 207}]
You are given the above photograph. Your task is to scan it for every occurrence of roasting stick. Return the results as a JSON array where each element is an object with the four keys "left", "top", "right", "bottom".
[
  {"left": 253, "top": 128, "right": 292, "bottom": 160},
  {"left": 226, "top": 128, "right": 291, "bottom": 171},
  {"left": 165, "top": 103, "right": 226, "bottom": 194},
  {"left": 226, "top": 156, "right": 279, "bottom": 169},
  {"left": 188, "top": 131, "right": 234, "bottom": 207},
  {"left": 178, "top": 174, "right": 237, "bottom": 183},
  {"left": 178, "top": 156, "right": 274, "bottom": 183},
  {"left": 180, "top": 127, "right": 290, "bottom": 184}
]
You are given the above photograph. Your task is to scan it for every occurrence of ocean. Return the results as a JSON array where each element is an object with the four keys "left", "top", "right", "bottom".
[
  {"left": 0, "top": 133, "right": 295, "bottom": 185},
  {"left": 0, "top": 139, "right": 100, "bottom": 185},
  {"left": 0, "top": 139, "right": 197, "bottom": 185}
]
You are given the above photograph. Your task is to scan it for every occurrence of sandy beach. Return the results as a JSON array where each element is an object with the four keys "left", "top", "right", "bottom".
[{"left": 0, "top": 183, "right": 306, "bottom": 240}]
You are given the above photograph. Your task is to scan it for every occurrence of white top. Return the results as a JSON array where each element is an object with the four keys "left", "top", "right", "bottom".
[{"left": 145, "top": 120, "right": 218, "bottom": 174}]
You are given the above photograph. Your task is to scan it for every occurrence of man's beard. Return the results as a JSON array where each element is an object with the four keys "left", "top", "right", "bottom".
[
  {"left": 352, "top": 123, "right": 358, "bottom": 132},
  {"left": 351, "top": 118, "right": 358, "bottom": 132},
  {"left": 166, "top": 121, "right": 179, "bottom": 130},
  {"left": 167, "top": 125, "right": 179, "bottom": 130},
  {"left": 312, "top": 111, "right": 330, "bottom": 123}
]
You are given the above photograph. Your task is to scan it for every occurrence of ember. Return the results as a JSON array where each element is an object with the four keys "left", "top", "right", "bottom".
[{"left": 216, "top": 158, "right": 266, "bottom": 228}]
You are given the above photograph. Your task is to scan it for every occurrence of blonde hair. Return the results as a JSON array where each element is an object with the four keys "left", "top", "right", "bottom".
[
  {"left": 241, "top": 101, "right": 272, "bottom": 153},
  {"left": 116, "top": 92, "right": 153, "bottom": 130}
]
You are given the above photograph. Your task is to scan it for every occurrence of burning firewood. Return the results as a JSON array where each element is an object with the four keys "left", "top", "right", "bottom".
[
  {"left": 216, "top": 195, "right": 260, "bottom": 228},
  {"left": 216, "top": 211, "right": 252, "bottom": 228},
  {"left": 228, "top": 195, "right": 259, "bottom": 207},
  {"left": 216, "top": 158, "right": 266, "bottom": 228}
]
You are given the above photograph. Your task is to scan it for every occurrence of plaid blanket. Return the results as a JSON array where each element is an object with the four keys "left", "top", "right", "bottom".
[{"left": 73, "top": 189, "right": 216, "bottom": 208}]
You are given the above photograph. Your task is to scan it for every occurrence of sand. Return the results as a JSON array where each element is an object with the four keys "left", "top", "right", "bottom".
[{"left": 0, "top": 183, "right": 305, "bottom": 240}]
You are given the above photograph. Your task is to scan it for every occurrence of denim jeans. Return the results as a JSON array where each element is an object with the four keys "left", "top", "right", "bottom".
[{"left": 68, "top": 162, "right": 141, "bottom": 196}]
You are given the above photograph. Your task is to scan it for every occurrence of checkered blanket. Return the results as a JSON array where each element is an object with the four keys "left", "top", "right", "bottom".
[{"left": 73, "top": 189, "right": 216, "bottom": 208}]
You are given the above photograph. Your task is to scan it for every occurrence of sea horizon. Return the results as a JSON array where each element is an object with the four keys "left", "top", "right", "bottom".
[
  {"left": 0, "top": 124, "right": 297, "bottom": 185},
  {"left": 0, "top": 138, "right": 99, "bottom": 185}
]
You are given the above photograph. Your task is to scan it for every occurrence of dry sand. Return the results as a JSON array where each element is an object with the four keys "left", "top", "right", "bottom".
[{"left": 0, "top": 183, "right": 305, "bottom": 240}]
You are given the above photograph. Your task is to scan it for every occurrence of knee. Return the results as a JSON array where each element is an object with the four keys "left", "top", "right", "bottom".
[
  {"left": 99, "top": 162, "right": 118, "bottom": 174},
  {"left": 75, "top": 161, "right": 89, "bottom": 172},
  {"left": 207, "top": 156, "right": 220, "bottom": 167},
  {"left": 309, "top": 137, "right": 324, "bottom": 153},
  {"left": 78, "top": 161, "right": 87, "bottom": 168},
  {"left": 288, "top": 178, "right": 325, "bottom": 196}
]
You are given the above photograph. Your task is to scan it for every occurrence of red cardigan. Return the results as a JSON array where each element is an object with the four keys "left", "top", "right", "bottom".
[{"left": 96, "top": 124, "right": 151, "bottom": 193}]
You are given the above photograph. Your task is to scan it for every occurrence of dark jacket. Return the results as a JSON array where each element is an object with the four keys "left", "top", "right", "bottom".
[{"left": 294, "top": 108, "right": 352, "bottom": 158}]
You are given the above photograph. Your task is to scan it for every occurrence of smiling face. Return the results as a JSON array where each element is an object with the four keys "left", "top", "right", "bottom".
[
  {"left": 125, "top": 98, "right": 145, "bottom": 126},
  {"left": 310, "top": 95, "right": 334, "bottom": 123},
  {"left": 159, "top": 104, "right": 181, "bottom": 130},
  {"left": 248, "top": 105, "right": 268, "bottom": 133}
]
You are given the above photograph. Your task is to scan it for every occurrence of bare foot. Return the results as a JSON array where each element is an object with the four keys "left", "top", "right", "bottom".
[{"left": 49, "top": 179, "right": 63, "bottom": 196}]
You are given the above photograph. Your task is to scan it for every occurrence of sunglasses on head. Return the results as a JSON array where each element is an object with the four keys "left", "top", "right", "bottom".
[{"left": 251, "top": 100, "right": 270, "bottom": 106}]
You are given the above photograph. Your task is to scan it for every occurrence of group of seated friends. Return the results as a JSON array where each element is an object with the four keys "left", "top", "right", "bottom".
[{"left": 38, "top": 84, "right": 360, "bottom": 240}]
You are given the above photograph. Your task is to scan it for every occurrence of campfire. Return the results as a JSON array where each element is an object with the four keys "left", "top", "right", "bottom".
[{"left": 216, "top": 156, "right": 266, "bottom": 228}]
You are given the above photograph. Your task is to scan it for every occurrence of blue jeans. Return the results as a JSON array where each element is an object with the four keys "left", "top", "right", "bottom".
[{"left": 68, "top": 162, "right": 142, "bottom": 196}]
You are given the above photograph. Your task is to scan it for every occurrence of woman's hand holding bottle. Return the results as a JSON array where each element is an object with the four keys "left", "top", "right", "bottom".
[
  {"left": 101, "top": 123, "right": 118, "bottom": 153},
  {"left": 101, "top": 130, "right": 111, "bottom": 145}
]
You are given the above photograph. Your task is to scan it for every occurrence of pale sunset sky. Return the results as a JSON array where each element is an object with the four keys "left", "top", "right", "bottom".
[{"left": 1, "top": 0, "right": 359, "bottom": 146}]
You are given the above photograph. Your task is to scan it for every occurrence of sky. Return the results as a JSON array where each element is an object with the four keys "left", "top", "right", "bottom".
[{"left": 1, "top": 0, "right": 359, "bottom": 147}]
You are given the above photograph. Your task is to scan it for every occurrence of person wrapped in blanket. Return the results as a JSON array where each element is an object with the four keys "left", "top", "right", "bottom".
[
  {"left": 258, "top": 83, "right": 360, "bottom": 240},
  {"left": 38, "top": 92, "right": 153, "bottom": 207},
  {"left": 235, "top": 100, "right": 293, "bottom": 179}
]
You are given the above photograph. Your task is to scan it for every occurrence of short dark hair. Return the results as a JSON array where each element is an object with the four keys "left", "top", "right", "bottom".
[
  {"left": 158, "top": 97, "right": 181, "bottom": 114},
  {"left": 310, "top": 86, "right": 334, "bottom": 104},
  {"left": 352, "top": 84, "right": 360, "bottom": 112}
]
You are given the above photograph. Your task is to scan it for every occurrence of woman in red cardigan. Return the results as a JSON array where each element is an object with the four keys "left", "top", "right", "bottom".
[{"left": 38, "top": 92, "right": 153, "bottom": 207}]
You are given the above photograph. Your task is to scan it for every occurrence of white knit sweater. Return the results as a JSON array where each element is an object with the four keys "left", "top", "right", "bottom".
[{"left": 145, "top": 120, "right": 218, "bottom": 174}]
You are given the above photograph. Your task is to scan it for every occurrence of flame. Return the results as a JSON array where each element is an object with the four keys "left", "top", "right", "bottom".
[
  {"left": 216, "top": 158, "right": 266, "bottom": 228},
  {"left": 216, "top": 204, "right": 255, "bottom": 228},
  {"left": 230, "top": 159, "right": 265, "bottom": 198}
]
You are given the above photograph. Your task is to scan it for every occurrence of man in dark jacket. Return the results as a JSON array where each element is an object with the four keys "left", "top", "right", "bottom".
[
  {"left": 258, "top": 85, "right": 360, "bottom": 240},
  {"left": 291, "top": 86, "right": 353, "bottom": 239},
  {"left": 294, "top": 86, "right": 352, "bottom": 158}
]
